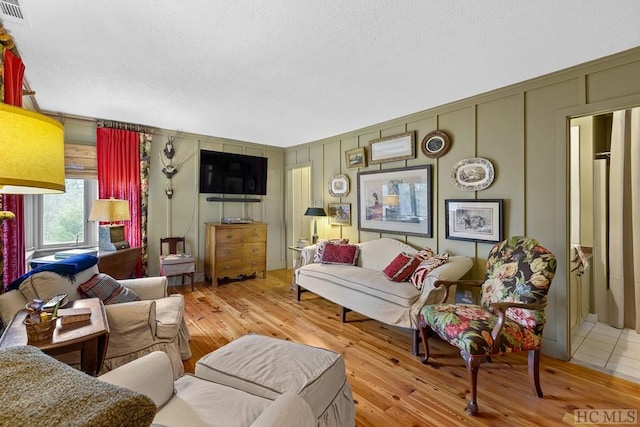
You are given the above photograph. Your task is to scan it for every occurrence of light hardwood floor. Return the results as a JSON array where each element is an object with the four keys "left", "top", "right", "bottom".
[{"left": 171, "top": 269, "right": 640, "bottom": 427}]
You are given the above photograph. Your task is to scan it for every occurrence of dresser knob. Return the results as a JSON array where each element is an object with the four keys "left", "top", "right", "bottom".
[
  {"left": 226, "top": 234, "right": 233, "bottom": 239},
  {"left": 224, "top": 265, "right": 231, "bottom": 270},
  {"left": 225, "top": 250, "right": 232, "bottom": 256},
  {"left": 252, "top": 248, "right": 258, "bottom": 253}
]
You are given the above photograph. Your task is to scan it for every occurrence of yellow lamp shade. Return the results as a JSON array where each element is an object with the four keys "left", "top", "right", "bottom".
[
  {"left": 88, "top": 199, "right": 130, "bottom": 223},
  {"left": 0, "top": 103, "right": 65, "bottom": 194}
]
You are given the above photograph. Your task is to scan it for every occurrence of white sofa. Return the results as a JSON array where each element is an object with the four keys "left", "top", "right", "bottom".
[
  {"left": 0, "top": 263, "right": 191, "bottom": 378},
  {"left": 295, "top": 238, "right": 473, "bottom": 355}
]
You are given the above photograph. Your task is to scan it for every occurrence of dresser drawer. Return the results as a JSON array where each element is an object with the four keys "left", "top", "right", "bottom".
[
  {"left": 216, "top": 228, "right": 243, "bottom": 244},
  {"left": 244, "top": 226, "right": 267, "bottom": 243}
]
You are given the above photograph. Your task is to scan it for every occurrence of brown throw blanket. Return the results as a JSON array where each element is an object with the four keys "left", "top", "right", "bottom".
[{"left": 0, "top": 345, "right": 156, "bottom": 426}]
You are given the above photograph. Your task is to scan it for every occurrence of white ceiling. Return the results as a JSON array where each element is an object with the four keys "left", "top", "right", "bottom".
[{"left": 3, "top": 1, "right": 640, "bottom": 147}]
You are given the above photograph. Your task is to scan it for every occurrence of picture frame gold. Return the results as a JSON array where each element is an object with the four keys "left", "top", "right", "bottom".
[
  {"left": 328, "top": 203, "right": 351, "bottom": 226},
  {"left": 368, "top": 131, "right": 416, "bottom": 164},
  {"left": 345, "top": 147, "right": 367, "bottom": 169}
]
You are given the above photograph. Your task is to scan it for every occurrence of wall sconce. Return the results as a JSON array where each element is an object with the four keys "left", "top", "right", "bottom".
[
  {"left": 89, "top": 198, "right": 131, "bottom": 251},
  {"left": 304, "top": 207, "right": 327, "bottom": 244}
]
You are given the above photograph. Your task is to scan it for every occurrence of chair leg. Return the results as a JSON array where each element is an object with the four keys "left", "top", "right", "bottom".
[
  {"left": 189, "top": 272, "right": 195, "bottom": 292},
  {"left": 411, "top": 329, "right": 421, "bottom": 356},
  {"left": 419, "top": 326, "right": 432, "bottom": 364},
  {"left": 529, "top": 349, "right": 543, "bottom": 398},
  {"left": 463, "top": 351, "right": 482, "bottom": 416}
]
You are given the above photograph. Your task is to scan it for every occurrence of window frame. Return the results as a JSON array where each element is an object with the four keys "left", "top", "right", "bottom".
[{"left": 28, "top": 178, "right": 99, "bottom": 251}]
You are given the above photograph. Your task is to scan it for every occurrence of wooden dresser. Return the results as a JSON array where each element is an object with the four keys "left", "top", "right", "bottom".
[{"left": 204, "top": 222, "right": 267, "bottom": 286}]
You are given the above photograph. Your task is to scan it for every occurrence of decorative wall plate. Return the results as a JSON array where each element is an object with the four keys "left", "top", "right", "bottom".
[
  {"left": 421, "top": 130, "right": 451, "bottom": 158},
  {"left": 328, "top": 174, "right": 350, "bottom": 197},
  {"left": 451, "top": 157, "right": 495, "bottom": 191}
]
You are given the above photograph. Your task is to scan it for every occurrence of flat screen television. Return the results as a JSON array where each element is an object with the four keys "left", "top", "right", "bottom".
[{"left": 199, "top": 150, "right": 268, "bottom": 195}]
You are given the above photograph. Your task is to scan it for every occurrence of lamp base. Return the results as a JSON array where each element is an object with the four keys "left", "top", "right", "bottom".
[{"left": 98, "top": 225, "right": 130, "bottom": 251}]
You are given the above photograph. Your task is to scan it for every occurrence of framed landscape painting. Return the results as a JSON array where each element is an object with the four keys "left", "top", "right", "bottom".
[
  {"left": 445, "top": 199, "right": 503, "bottom": 243},
  {"left": 357, "top": 165, "right": 432, "bottom": 237}
]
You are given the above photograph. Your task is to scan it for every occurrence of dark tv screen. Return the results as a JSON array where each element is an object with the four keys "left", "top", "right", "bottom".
[{"left": 199, "top": 150, "right": 268, "bottom": 195}]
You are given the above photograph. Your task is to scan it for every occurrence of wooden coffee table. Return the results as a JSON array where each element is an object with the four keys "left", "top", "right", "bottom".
[{"left": 0, "top": 298, "right": 109, "bottom": 376}]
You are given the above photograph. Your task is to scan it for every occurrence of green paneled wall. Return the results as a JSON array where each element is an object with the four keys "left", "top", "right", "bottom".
[{"left": 284, "top": 46, "right": 640, "bottom": 360}]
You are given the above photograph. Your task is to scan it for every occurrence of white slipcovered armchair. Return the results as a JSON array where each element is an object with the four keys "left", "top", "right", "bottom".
[{"left": 0, "top": 263, "right": 191, "bottom": 378}]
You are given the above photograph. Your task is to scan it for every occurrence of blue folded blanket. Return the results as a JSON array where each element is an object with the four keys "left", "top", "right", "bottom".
[{"left": 7, "top": 254, "right": 99, "bottom": 292}]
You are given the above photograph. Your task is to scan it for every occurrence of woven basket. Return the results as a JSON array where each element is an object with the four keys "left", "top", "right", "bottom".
[{"left": 23, "top": 317, "right": 57, "bottom": 342}]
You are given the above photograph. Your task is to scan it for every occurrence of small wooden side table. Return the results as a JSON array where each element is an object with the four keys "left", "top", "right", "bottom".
[{"left": 0, "top": 298, "right": 109, "bottom": 376}]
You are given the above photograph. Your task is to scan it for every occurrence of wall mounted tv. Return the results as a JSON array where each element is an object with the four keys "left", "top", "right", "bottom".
[{"left": 199, "top": 150, "right": 268, "bottom": 195}]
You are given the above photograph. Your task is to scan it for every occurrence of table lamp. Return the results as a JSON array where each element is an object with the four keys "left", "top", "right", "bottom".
[
  {"left": 304, "top": 207, "right": 327, "bottom": 244},
  {"left": 89, "top": 198, "right": 131, "bottom": 251}
]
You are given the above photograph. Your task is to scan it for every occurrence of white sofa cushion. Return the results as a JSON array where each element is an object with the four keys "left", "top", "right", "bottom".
[
  {"left": 155, "top": 374, "right": 272, "bottom": 427},
  {"left": 356, "top": 238, "right": 418, "bottom": 270},
  {"left": 18, "top": 265, "right": 99, "bottom": 301},
  {"left": 299, "top": 263, "right": 420, "bottom": 307}
]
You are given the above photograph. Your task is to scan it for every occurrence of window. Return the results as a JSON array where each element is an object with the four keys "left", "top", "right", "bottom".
[{"left": 29, "top": 178, "right": 99, "bottom": 250}]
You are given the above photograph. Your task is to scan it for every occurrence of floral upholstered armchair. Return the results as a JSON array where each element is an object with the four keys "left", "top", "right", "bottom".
[{"left": 418, "top": 236, "right": 556, "bottom": 415}]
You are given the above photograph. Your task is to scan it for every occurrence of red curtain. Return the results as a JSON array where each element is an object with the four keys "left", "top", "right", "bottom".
[
  {"left": 96, "top": 128, "right": 142, "bottom": 256},
  {"left": 2, "top": 49, "right": 26, "bottom": 288}
]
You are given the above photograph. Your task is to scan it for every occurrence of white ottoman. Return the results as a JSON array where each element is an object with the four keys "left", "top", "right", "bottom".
[{"left": 195, "top": 334, "right": 355, "bottom": 427}]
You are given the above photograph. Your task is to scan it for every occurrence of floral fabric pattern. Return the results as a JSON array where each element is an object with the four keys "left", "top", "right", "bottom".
[{"left": 419, "top": 236, "right": 556, "bottom": 356}]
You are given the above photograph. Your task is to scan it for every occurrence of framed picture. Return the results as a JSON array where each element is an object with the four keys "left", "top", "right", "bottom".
[
  {"left": 368, "top": 131, "right": 416, "bottom": 164},
  {"left": 357, "top": 165, "right": 432, "bottom": 237},
  {"left": 328, "top": 174, "right": 349, "bottom": 197},
  {"left": 345, "top": 147, "right": 367, "bottom": 168},
  {"left": 328, "top": 203, "right": 351, "bottom": 226},
  {"left": 445, "top": 199, "right": 503, "bottom": 243},
  {"left": 421, "top": 130, "right": 451, "bottom": 158}
]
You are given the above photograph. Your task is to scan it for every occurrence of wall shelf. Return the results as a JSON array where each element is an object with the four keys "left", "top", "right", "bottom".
[{"left": 206, "top": 197, "right": 262, "bottom": 203}]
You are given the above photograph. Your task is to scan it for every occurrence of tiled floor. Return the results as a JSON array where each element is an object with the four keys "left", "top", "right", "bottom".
[{"left": 571, "top": 320, "right": 640, "bottom": 383}]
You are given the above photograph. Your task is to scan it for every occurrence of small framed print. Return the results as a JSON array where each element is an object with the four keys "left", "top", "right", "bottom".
[
  {"left": 328, "top": 174, "right": 350, "bottom": 197},
  {"left": 328, "top": 203, "right": 351, "bottom": 226},
  {"left": 445, "top": 199, "right": 503, "bottom": 243},
  {"left": 421, "top": 130, "right": 451, "bottom": 158},
  {"left": 345, "top": 147, "right": 367, "bottom": 169},
  {"left": 368, "top": 131, "right": 416, "bottom": 164}
]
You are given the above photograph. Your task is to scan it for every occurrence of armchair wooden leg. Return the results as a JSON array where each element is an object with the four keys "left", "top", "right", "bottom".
[
  {"left": 463, "top": 351, "right": 481, "bottom": 416},
  {"left": 529, "top": 349, "right": 543, "bottom": 398},
  {"left": 419, "top": 326, "right": 431, "bottom": 364},
  {"left": 411, "top": 329, "right": 421, "bottom": 356}
]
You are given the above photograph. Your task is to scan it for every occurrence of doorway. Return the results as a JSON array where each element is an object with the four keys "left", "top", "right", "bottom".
[
  {"left": 286, "top": 164, "right": 311, "bottom": 268},
  {"left": 569, "top": 110, "right": 640, "bottom": 382}
]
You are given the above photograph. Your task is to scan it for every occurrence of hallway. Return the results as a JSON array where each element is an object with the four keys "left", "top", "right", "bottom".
[{"left": 572, "top": 320, "right": 640, "bottom": 383}]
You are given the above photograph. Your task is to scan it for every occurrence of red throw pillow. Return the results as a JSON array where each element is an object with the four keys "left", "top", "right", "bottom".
[
  {"left": 383, "top": 252, "right": 422, "bottom": 282},
  {"left": 319, "top": 242, "right": 359, "bottom": 265},
  {"left": 409, "top": 254, "right": 450, "bottom": 290}
]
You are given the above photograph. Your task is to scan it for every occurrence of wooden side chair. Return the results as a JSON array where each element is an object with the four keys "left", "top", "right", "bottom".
[
  {"left": 418, "top": 236, "right": 557, "bottom": 415},
  {"left": 159, "top": 237, "right": 196, "bottom": 291}
]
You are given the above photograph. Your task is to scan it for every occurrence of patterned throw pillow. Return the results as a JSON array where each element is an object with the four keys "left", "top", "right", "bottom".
[
  {"left": 77, "top": 273, "right": 140, "bottom": 305},
  {"left": 409, "top": 254, "right": 450, "bottom": 290},
  {"left": 383, "top": 252, "right": 422, "bottom": 282},
  {"left": 414, "top": 247, "right": 435, "bottom": 261},
  {"left": 319, "top": 242, "right": 359, "bottom": 265}
]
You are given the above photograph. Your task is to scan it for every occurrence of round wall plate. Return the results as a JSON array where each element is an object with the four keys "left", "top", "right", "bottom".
[
  {"left": 421, "top": 130, "right": 451, "bottom": 158},
  {"left": 451, "top": 157, "right": 495, "bottom": 191},
  {"left": 328, "top": 174, "right": 350, "bottom": 197}
]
